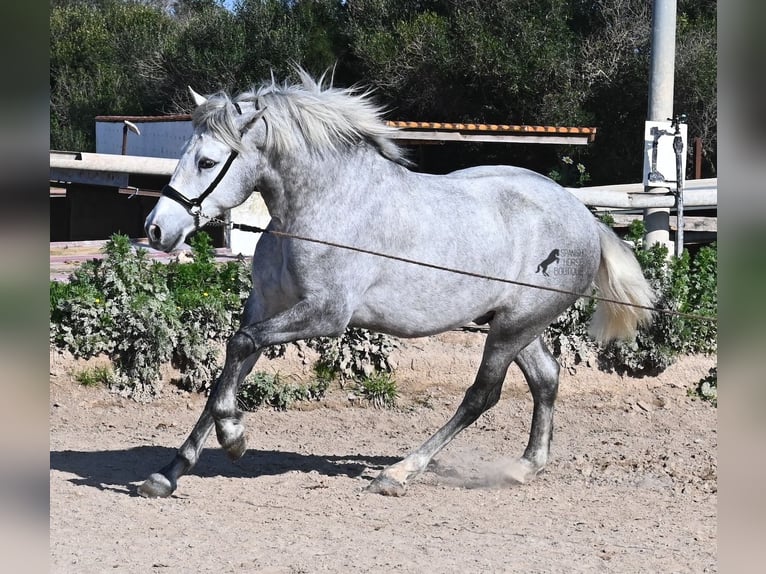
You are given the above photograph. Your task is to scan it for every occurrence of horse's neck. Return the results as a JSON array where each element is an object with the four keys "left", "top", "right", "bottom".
[{"left": 264, "top": 147, "right": 391, "bottom": 227}]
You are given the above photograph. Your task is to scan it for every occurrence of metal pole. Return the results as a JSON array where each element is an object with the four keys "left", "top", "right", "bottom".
[
  {"left": 672, "top": 117, "right": 685, "bottom": 257},
  {"left": 644, "top": 0, "right": 677, "bottom": 251}
]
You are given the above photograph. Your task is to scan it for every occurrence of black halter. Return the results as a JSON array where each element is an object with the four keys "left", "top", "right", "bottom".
[
  {"left": 160, "top": 101, "right": 245, "bottom": 226},
  {"left": 160, "top": 149, "right": 239, "bottom": 224}
]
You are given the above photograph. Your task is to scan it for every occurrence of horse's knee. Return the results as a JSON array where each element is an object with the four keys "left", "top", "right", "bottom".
[
  {"left": 227, "top": 329, "right": 257, "bottom": 358},
  {"left": 518, "top": 341, "right": 560, "bottom": 404}
]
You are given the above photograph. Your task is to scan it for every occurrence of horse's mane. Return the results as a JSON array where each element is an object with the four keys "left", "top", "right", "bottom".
[{"left": 192, "top": 70, "right": 406, "bottom": 165}]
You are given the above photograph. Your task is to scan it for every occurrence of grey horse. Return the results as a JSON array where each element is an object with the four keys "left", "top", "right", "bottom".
[{"left": 140, "top": 71, "right": 654, "bottom": 498}]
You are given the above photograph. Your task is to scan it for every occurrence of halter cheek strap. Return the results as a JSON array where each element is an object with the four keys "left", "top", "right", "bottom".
[
  {"left": 160, "top": 149, "right": 239, "bottom": 219},
  {"left": 160, "top": 99, "right": 259, "bottom": 227}
]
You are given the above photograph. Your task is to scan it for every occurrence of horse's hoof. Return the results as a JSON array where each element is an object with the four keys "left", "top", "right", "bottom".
[
  {"left": 137, "top": 473, "right": 175, "bottom": 498},
  {"left": 215, "top": 418, "right": 247, "bottom": 460},
  {"left": 499, "top": 458, "right": 539, "bottom": 484},
  {"left": 366, "top": 475, "right": 407, "bottom": 497},
  {"left": 223, "top": 435, "right": 247, "bottom": 461}
]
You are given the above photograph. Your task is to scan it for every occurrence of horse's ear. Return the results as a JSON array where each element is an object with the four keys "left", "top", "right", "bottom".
[
  {"left": 240, "top": 107, "right": 268, "bottom": 147},
  {"left": 188, "top": 86, "right": 207, "bottom": 107}
]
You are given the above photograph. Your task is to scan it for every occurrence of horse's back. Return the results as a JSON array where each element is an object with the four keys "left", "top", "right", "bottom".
[{"left": 406, "top": 164, "right": 598, "bottom": 251}]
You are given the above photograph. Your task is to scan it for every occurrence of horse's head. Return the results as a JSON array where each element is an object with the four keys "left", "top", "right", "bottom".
[{"left": 145, "top": 87, "right": 267, "bottom": 252}]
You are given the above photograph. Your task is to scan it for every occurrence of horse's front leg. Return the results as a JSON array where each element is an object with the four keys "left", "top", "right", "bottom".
[
  {"left": 210, "top": 298, "right": 348, "bottom": 456},
  {"left": 139, "top": 297, "right": 348, "bottom": 498},
  {"left": 137, "top": 352, "right": 259, "bottom": 498}
]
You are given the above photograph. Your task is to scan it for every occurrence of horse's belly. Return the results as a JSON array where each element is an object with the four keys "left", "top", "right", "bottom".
[{"left": 350, "top": 280, "right": 499, "bottom": 338}]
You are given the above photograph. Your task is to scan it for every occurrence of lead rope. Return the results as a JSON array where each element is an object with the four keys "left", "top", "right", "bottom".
[{"left": 202, "top": 217, "right": 715, "bottom": 324}]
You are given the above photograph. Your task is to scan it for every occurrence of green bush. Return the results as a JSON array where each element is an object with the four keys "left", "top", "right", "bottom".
[
  {"left": 237, "top": 371, "right": 329, "bottom": 411},
  {"left": 357, "top": 373, "right": 399, "bottom": 409},
  {"left": 51, "top": 223, "right": 715, "bottom": 405},
  {"left": 598, "top": 221, "right": 717, "bottom": 375},
  {"left": 74, "top": 365, "right": 115, "bottom": 388},
  {"left": 50, "top": 232, "right": 398, "bottom": 403},
  {"left": 164, "top": 232, "right": 251, "bottom": 392},
  {"left": 307, "top": 327, "right": 399, "bottom": 382},
  {"left": 50, "top": 234, "right": 179, "bottom": 399},
  {"left": 50, "top": 233, "right": 247, "bottom": 399},
  {"left": 543, "top": 297, "right": 597, "bottom": 369},
  {"left": 689, "top": 366, "right": 717, "bottom": 407}
]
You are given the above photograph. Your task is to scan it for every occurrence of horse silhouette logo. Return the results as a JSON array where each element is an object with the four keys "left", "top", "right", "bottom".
[{"left": 535, "top": 249, "right": 560, "bottom": 277}]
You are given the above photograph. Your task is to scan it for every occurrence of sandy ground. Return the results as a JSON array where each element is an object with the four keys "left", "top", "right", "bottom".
[{"left": 50, "top": 332, "right": 717, "bottom": 573}]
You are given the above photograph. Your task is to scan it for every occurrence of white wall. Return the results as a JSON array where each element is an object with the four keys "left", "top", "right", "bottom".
[{"left": 95, "top": 120, "right": 193, "bottom": 158}]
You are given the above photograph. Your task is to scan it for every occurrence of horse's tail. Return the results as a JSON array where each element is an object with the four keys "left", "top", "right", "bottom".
[{"left": 589, "top": 222, "right": 656, "bottom": 343}]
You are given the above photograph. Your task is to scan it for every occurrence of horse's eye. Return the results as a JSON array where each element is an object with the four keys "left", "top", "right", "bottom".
[{"left": 198, "top": 158, "right": 217, "bottom": 170}]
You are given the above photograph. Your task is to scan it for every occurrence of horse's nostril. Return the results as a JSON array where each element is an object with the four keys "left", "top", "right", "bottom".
[{"left": 148, "top": 224, "right": 162, "bottom": 243}]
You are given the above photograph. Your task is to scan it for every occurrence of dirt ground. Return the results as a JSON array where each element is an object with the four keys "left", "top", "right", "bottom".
[{"left": 50, "top": 331, "right": 717, "bottom": 573}]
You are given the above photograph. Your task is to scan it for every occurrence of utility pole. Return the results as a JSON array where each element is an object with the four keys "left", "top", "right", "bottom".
[{"left": 644, "top": 0, "right": 677, "bottom": 250}]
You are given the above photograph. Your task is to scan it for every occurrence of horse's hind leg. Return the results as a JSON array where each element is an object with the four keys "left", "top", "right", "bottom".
[
  {"left": 367, "top": 327, "right": 525, "bottom": 496},
  {"left": 503, "top": 336, "right": 560, "bottom": 483},
  {"left": 137, "top": 352, "right": 260, "bottom": 498}
]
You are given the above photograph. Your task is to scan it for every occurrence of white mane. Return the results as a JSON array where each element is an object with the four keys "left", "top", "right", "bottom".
[{"left": 193, "top": 70, "right": 406, "bottom": 164}]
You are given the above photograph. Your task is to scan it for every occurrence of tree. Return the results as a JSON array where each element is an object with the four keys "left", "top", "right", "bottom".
[
  {"left": 148, "top": 0, "right": 246, "bottom": 108},
  {"left": 570, "top": 0, "right": 717, "bottom": 183},
  {"left": 344, "top": 0, "right": 586, "bottom": 173},
  {"left": 50, "top": 0, "right": 717, "bottom": 183},
  {"left": 234, "top": 0, "right": 348, "bottom": 84},
  {"left": 50, "top": 0, "right": 176, "bottom": 150}
]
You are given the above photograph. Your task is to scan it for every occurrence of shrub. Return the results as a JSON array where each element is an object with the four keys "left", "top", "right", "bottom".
[
  {"left": 598, "top": 221, "right": 717, "bottom": 375},
  {"left": 74, "top": 365, "right": 115, "bottom": 388},
  {"left": 50, "top": 232, "right": 398, "bottom": 403},
  {"left": 50, "top": 234, "right": 179, "bottom": 399},
  {"left": 50, "top": 233, "right": 247, "bottom": 399},
  {"left": 543, "top": 296, "right": 596, "bottom": 370},
  {"left": 307, "top": 327, "right": 399, "bottom": 382},
  {"left": 237, "top": 371, "right": 328, "bottom": 411},
  {"left": 689, "top": 366, "right": 717, "bottom": 407},
  {"left": 357, "top": 373, "right": 399, "bottom": 409},
  {"left": 165, "top": 232, "right": 252, "bottom": 392}
]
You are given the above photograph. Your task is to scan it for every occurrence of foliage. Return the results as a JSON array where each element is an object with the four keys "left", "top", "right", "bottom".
[
  {"left": 543, "top": 297, "right": 596, "bottom": 370},
  {"left": 548, "top": 155, "right": 591, "bottom": 188},
  {"left": 307, "top": 327, "right": 399, "bottom": 382},
  {"left": 598, "top": 221, "right": 717, "bottom": 375},
  {"left": 50, "top": 233, "right": 247, "bottom": 399},
  {"left": 347, "top": 0, "right": 582, "bottom": 126},
  {"left": 50, "top": 0, "right": 177, "bottom": 150},
  {"left": 543, "top": 219, "right": 717, "bottom": 376},
  {"left": 688, "top": 366, "right": 717, "bottom": 407},
  {"left": 50, "top": 232, "right": 398, "bottom": 402},
  {"left": 49, "top": 0, "right": 717, "bottom": 182},
  {"left": 356, "top": 372, "right": 398, "bottom": 409},
  {"left": 236, "top": 371, "right": 329, "bottom": 411},
  {"left": 50, "top": 234, "right": 179, "bottom": 399},
  {"left": 74, "top": 365, "right": 116, "bottom": 388},
  {"left": 148, "top": 0, "right": 247, "bottom": 105},
  {"left": 164, "top": 232, "right": 252, "bottom": 391}
]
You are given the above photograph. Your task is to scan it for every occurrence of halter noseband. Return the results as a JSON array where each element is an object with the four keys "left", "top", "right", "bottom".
[{"left": 160, "top": 101, "right": 246, "bottom": 226}]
